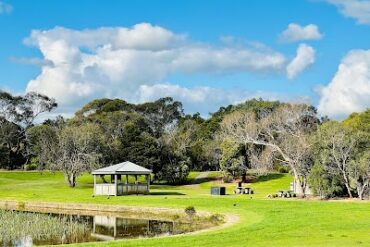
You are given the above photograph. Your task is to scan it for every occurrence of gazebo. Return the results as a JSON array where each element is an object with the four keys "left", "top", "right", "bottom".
[{"left": 92, "top": 161, "right": 152, "bottom": 196}]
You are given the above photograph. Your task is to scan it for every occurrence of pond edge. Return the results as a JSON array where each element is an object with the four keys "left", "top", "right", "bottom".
[{"left": 0, "top": 200, "right": 240, "bottom": 240}]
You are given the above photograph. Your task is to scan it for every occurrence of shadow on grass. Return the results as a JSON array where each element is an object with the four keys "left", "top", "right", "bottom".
[
  {"left": 255, "top": 173, "right": 285, "bottom": 183},
  {"left": 149, "top": 191, "right": 185, "bottom": 196}
]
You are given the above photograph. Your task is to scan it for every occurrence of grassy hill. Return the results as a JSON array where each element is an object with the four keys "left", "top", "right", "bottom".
[{"left": 0, "top": 171, "right": 369, "bottom": 247}]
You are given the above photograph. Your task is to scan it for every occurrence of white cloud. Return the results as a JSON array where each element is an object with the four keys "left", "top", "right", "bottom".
[
  {"left": 21, "top": 23, "right": 317, "bottom": 117},
  {"left": 326, "top": 0, "right": 370, "bottom": 24},
  {"left": 24, "top": 23, "right": 289, "bottom": 111},
  {"left": 286, "top": 44, "right": 316, "bottom": 79},
  {"left": 136, "top": 83, "right": 307, "bottom": 116},
  {"left": 9, "top": 57, "right": 54, "bottom": 67},
  {"left": 318, "top": 49, "right": 370, "bottom": 119},
  {"left": 279, "top": 23, "right": 323, "bottom": 43},
  {"left": 0, "top": 1, "right": 12, "bottom": 14}
]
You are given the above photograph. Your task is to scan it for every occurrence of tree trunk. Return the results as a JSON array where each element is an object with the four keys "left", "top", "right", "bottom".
[
  {"left": 357, "top": 183, "right": 368, "bottom": 200},
  {"left": 342, "top": 174, "right": 353, "bottom": 198},
  {"left": 292, "top": 169, "right": 304, "bottom": 196},
  {"left": 66, "top": 172, "right": 76, "bottom": 187},
  {"left": 241, "top": 172, "right": 247, "bottom": 183},
  {"left": 358, "top": 187, "right": 364, "bottom": 200}
]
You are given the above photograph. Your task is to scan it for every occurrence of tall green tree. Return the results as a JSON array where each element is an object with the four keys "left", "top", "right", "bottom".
[{"left": 0, "top": 91, "right": 57, "bottom": 169}]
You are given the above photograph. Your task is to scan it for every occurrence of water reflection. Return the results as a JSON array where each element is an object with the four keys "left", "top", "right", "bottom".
[
  {"left": 1, "top": 212, "right": 179, "bottom": 247},
  {"left": 91, "top": 215, "right": 175, "bottom": 240}
]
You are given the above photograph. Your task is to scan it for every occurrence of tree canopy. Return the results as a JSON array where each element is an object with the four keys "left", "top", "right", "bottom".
[{"left": 1, "top": 89, "right": 369, "bottom": 197}]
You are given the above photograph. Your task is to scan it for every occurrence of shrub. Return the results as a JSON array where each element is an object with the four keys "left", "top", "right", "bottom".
[
  {"left": 308, "top": 163, "right": 344, "bottom": 198},
  {"left": 24, "top": 163, "right": 37, "bottom": 171},
  {"left": 17, "top": 201, "right": 25, "bottom": 210},
  {"left": 245, "top": 175, "right": 257, "bottom": 183},
  {"left": 184, "top": 206, "right": 196, "bottom": 217},
  {"left": 209, "top": 213, "right": 224, "bottom": 224},
  {"left": 222, "top": 174, "right": 233, "bottom": 183},
  {"left": 157, "top": 160, "right": 190, "bottom": 185}
]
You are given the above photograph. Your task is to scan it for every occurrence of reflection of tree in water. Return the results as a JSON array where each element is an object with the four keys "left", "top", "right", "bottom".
[
  {"left": 93, "top": 216, "right": 175, "bottom": 239},
  {"left": 147, "top": 220, "right": 174, "bottom": 236}
]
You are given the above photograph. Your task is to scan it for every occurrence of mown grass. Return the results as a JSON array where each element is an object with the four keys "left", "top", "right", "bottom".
[{"left": 0, "top": 171, "right": 369, "bottom": 247}]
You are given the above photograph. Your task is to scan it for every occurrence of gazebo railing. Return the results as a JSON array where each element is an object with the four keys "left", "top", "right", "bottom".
[
  {"left": 94, "top": 182, "right": 149, "bottom": 196},
  {"left": 94, "top": 183, "right": 117, "bottom": 196},
  {"left": 117, "top": 183, "right": 149, "bottom": 195}
]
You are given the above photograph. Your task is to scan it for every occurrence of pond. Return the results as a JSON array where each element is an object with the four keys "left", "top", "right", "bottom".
[{"left": 0, "top": 209, "right": 215, "bottom": 247}]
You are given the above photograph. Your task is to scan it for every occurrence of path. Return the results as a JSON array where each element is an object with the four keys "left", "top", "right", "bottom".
[{"left": 190, "top": 172, "right": 209, "bottom": 184}]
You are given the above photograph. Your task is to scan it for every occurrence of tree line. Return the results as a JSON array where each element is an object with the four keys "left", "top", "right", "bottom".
[{"left": 0, "top": 90, "right": 369, "bottom": 199}]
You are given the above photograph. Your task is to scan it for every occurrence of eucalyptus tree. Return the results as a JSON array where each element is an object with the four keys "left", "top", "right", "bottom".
[
  {"left": 0, "top": 91, "right": 57, "bottom": 169},
  {"left": 314, "top": 121, "right": 359, "bottom": 198},
  {"left": 350, "top": 151, "right": 370, "bottom": 200},
  {"left": 220, "top": 104, "right": 319, "bottom": 195},
  {"left": 156, "top": 119, "right": 200, "bottom": 184},
  {"left": 136, "top": 97, "right": 184, "bottom": 137}
]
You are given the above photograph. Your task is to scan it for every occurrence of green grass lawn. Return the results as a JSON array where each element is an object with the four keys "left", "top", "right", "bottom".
[{"left": 0, "top": 171, "right": 369, "bottom": 247}]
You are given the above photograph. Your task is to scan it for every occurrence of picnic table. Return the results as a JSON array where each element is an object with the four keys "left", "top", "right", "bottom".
[
  {"left": 234, "top": 186, "right": 254, "bottom": 195},
  {"left": 277, "top": 190, "right": 296, "bottom": 198}
]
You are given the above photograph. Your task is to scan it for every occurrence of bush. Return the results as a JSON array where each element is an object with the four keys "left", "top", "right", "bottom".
[
  {"left": 157, "top": 161, "right": 190, "bottom": 185},
  {"left": 308, "top": 163, "right": 344, "bottom": 198},
  {"left": 184, "top": 206, "right": 196, "bottom": 217},
  {"left": 245, "top": 175, "right": 257, "bottom": 183},
  {"left": 24, "top": 163, "right": 37, "bottom": 171},
  {"left": 222, "top": 174, "right": 233, "bottom": 183},
  {"left": 209, "top": 213, "right": 224, "bottom": 224}
]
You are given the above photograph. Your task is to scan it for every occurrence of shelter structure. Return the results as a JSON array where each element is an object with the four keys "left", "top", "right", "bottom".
[{"left": 92, "top": 161, "right": 151, "bottom": 196}]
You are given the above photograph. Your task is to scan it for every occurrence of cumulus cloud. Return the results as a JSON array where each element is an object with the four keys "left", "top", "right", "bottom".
[
  {"left": 24, "top": 23, "right": 288, "bottom": 109},
  {"left": 9, "top": 57, "right": 54, "bottom": 67},
  {"left": 136, "top": 83, "right": 307, "bottom": 116},
  {"left": 0, "top": 1, "right": 12, "bottom": 14},
  {"left": 318, "top": 49, "right": 370, "bottom": 119},
  {"left": 326, "top": 0, "right": 370, "bottom": 24},
  {"left": 286, "top": 44, "right": 316, "bottom": 79},
  {"left": 279, "top": 23, "right": 323, "bottom": 43},
  {"left": 21, "top": 23, "right": 316, "bottom": 116}
]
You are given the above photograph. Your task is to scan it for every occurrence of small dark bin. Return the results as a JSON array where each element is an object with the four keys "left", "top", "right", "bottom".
[{"left": 211, "top": 186, "right": 226, "bottom": 195}]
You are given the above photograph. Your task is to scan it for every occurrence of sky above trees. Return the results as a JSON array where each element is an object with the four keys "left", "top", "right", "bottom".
[{"left": 1, "top": 0, "right": 370, "bottom": 119}]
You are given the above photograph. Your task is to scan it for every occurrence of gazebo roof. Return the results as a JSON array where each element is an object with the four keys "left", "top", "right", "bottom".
[{"left": 92, "top": 161, "right": 151, "bottom": 175}]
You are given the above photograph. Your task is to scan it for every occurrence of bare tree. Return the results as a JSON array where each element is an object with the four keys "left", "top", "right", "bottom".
[
  {"left": 220, "top": 104, "right": 318, "bottom": 195},
  {"left": 46, "top": 124, "right": 105, "bottom": 187}
]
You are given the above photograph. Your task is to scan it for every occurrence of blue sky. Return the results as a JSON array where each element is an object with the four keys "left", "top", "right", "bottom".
[{"left": 1, "top": 0, "right": 370, "bottom": 119}]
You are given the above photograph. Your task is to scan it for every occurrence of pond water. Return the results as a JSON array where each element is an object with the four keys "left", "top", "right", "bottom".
[{"left": 0, "top": 210, "right": 195, "bottom": 247}]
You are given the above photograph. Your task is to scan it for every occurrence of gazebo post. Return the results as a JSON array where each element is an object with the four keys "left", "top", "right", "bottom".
[
  {"left": 146, "top": 174, "right": 150, "bottom": 193},
  {"left": 125, "top": 174, "right": 129, "bottom": 195},
  {"left": 93, "top": 175, "right": 96, "bottom": 195},
  {"left": 114, "top": 174, "right": 118, "bottom": 196},
  {"left": 135, "top": 175, "right": 138, "bottom": 195}
]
